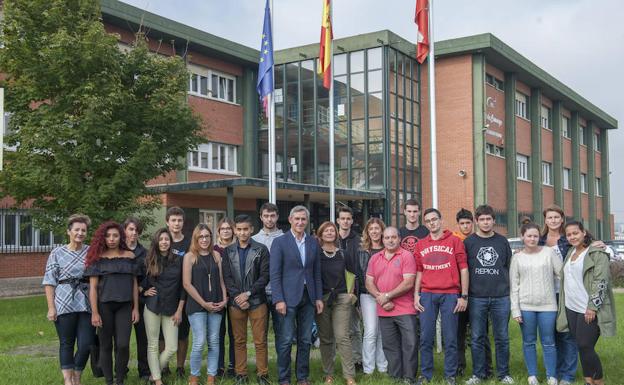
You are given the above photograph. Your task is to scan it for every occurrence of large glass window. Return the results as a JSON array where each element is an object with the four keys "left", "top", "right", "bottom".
[
  {"left": 188, "top": 65, "right": 236, "bottom": 103},
  {"left": 188, "top": 142, "right": 237, "bottom": 174}
]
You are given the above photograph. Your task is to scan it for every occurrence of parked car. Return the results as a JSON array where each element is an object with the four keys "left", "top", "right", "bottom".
[
  {"left": 507, "top": 237, "right": 523, "bottom": 253},
  {"left": 605, "top": 240, "right": 624, "bottom": 261}
]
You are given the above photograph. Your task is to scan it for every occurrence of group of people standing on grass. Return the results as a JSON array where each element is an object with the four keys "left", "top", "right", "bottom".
[{"left": 43, "top": 200, "right": 616, "bottom": 385}]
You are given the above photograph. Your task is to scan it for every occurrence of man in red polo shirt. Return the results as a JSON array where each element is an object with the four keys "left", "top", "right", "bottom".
[{"left": 366, "top": 226, "right": 418, "bottom": 384}]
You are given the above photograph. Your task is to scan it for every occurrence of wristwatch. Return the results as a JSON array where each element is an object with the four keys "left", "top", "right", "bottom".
[{"left": 461, "top": 294, "right": 468, "bottom": 300}]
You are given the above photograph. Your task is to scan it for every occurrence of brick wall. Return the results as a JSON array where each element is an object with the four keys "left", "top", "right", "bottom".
[{"left": 0, "top": 252, "right": 47, "bottom": 279}]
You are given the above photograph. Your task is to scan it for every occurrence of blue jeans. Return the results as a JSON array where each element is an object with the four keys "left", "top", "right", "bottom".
[
  {"left": 469, "top": 296, "right": 511, "bottom": 379},
  {"left": 419, "top": 292, "right": 459, "bottom": 379},
  {"left": 54, "top": 312, "right": 96, "bottom": 371},
  {"left": 556, "top": 294, "right": 578, "bottom": 382},
  {"left": 188, "top": 311, "right": 222, "bottom": 377},
  {"left": 519, "top": 311, "right": 557, "bottom": 378},
  {"left": 276, "top": 288, "right": 315, "bottom": 383}
]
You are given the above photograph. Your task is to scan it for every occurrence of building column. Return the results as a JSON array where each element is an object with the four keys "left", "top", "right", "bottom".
[
  {"left": 552, "top": 101, "right": 564, "bottom": 206},
  {"left": 570, "top": 112, "right": 582, "bottom": 219},
  {"left": 303, "top": 193, "right": 311, "bottom": 233},
  {"left": 241, "top": 68, "right": 258, "bottom": 178},
  {"left": 587, "top": 121, "right": 597, "bottom": 234},
  {"left": 226, "top": 187, "right": 234, "bottom": 219},
  {"left": 601, "top": 129, "right": 612, "bottom": 238},
  {"left": 472, "top": 54, "right": 487, "bottom": 206},
  {"left": 504, "top": 72, "right": 518, "bottom": 236},
  {"left": 530, "top": 87, "right": 543, "bottom": 225}
]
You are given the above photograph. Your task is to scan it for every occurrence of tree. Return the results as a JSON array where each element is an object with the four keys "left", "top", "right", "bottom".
[{"left": 0, "top": 0, "right": 202, "bottom": 235}]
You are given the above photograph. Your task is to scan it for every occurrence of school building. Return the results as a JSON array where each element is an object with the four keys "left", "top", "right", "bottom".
[{"left": 0, "top": 0, "right": 617, "bottom": 278}]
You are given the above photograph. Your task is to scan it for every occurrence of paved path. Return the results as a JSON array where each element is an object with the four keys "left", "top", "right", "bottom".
[{"left": 0, "top": 276, "right": 44, "bottom": 298}]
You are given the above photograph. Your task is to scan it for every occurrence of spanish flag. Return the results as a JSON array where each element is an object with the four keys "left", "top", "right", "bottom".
[{"left": 318, "top": 0, "right": 332, "bottom": 89}]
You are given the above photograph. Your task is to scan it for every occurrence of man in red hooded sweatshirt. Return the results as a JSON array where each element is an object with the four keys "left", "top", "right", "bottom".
[{"left": 413, "top": 208, "right": 469, "bottom": 385}]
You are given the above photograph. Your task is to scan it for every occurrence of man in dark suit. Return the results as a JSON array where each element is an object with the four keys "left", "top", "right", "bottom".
[{"left": 270, "top": 205, "right": 323, "bottom": 385}]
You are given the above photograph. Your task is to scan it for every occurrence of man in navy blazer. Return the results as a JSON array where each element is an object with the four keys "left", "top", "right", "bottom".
[{"left": 270, "top": 205, "right": 323, "bottom": 385}]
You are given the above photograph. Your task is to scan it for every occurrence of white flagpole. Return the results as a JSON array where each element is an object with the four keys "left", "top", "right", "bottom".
[
  {"left": 0, "top": 88, "right": 4, "bottom": 171},
  {"left": 428, "top": 0, "right": 438, "bottom": 208},
  {"left": 329, "top": 0, "right": 336, "bottom": 222},
  {"left": 268, "top": 0, "right": 276, "bottom": 204}
]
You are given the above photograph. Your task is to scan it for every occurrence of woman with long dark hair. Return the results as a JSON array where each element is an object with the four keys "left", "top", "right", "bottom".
[
  {"left": 315, "top": 221, "right": 357, "bottom": 385},
  {"left": 183, "top": 224, "right": 227, "bottom": 385},
  {"left": 557, "top": 221, "right": 616, "bottom": 385},
  {"left": 142, "top": 228, "right": 185, "bottom": 385},
  {"left": 511, "top": 223, "right": 562, "bottom": 385},
  {"left": 43, "top": 214, "right": 94, "bottom": 385},
  {"left": 357, "top": 217, "right": 387, "bottom": 375},
  {"left": 85, "top": 221, "right": 139, "bottom": 385}
]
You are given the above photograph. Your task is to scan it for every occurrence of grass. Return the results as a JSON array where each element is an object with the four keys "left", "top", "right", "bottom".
[{"left": 1, "top": 295, "right": 623, "bottom": 385}]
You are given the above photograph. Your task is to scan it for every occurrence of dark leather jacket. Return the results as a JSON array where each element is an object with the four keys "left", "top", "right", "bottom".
[
  {"left": 356, "top": 248, "right": 375, "bottom": 295},
  {"left": 222, "top": 240, "right": 270, "bottom": 310}
]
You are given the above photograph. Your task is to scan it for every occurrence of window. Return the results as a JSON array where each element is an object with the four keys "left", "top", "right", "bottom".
[
  {"left": 579, "top": 125, "right": 587, "bottom": 145},
  {"left": 188, "top": 67, "right": 236, "bottom": 103},
  {"left": 542, "top": 161, "right": 553, "bottom": 186},
  {"left": 563, "top": 168, "right": 571, "bottom": 190},
  {"left": 593, "top": 132, "right": 601, "bottom": 152},
  {"left": 515, "top": 92, "right": 528, "bottom": 119},
  {"left": 486, "top": 143, "right": 505, "bottom": 157},
  {"left": 595, "top": 177, "right": 602, "bottom": 196},
  {"left": 199, "top": 210, "right": 226, "bottom": 242},
  {"left": 485, "top": 73, "right": 504, "bottom": 91},
  {"left": 540, "top": 105, "right": 551, "bottom": 129},
  {"left": 516, "top": 154, "right": 530, "bottom": 181},
  {"left": 1, "top": 210, "right": 60, "bottom": 251},
  {"left": 562, "top": 116, "right": 571, "bottom": 139},
  {"left": 580, "top": 173, "right": 588, "bottom": 193},
  {"left": 188, "top": 142, "right": 237, "bottom": 174}
]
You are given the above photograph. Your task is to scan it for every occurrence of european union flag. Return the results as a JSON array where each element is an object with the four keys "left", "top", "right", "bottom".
[{"left": 257, "top": 0, "right": 274, "bottom": 108}]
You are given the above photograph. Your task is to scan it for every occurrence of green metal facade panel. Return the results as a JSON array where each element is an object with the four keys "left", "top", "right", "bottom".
[
  {"left": 472, "top": 54, "right": 487, "bottom": 206},
  {"left": 241, "top": 68, "right": 257, "bottom": 177},
  {"left": 571, "top": 112, "right": 581, "bottom": 219},
  {"left": 504, "top": 73, "right": 518, "bottom": 236},
  {"left": 601, "top": 130, "right": 611, "bottom": 238},
  {"left": 552, "top": 101, "right": 564, "bottom": 206},
  {"left": 530, "top": 88, "right": 543, "bottom": 225},
  {"left": 587, "top": 121, "right": 597, "bottom": 234}
]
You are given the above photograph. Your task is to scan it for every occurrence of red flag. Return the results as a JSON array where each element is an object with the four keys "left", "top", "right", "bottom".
[
  {"left": 415, "top": 0, "right": 429, "bottom": 64},
  {"left": 318, "top": 0, "right": 333, "bottom": 89}
]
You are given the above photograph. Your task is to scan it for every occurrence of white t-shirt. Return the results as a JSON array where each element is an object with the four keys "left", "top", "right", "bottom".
[{"left": 564, "top": 247, "right": 589, "bottom": 313}]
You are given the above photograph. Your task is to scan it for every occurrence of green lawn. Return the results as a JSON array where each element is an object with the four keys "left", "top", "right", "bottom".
[{"left": 1, "top": 295, "right": 623, "bottom": 385}]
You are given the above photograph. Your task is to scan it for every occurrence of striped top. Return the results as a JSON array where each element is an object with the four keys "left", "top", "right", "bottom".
[{"left": 42, "top": 244, "right": 91, "bottom": 315}]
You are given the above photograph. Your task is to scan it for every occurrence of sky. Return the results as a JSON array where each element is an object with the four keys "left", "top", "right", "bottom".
[{"left": 121, "top": 0, "right": 624, "bottom": 225}]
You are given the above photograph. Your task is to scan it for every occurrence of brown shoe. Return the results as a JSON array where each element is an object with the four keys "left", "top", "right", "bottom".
[
  {"left": 206, "top": 375, "right": 216, "bottom": 385},
  {"left": 188, "top": 375, "right": 199, "bottom": 385},
  {"left": 346, "top": 378, "right": 357, "bottom": 385}
]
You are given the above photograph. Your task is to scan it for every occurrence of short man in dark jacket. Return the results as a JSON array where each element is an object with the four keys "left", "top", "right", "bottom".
[{"left": 222, "top": 215, "right": 270, "bottom": 385}]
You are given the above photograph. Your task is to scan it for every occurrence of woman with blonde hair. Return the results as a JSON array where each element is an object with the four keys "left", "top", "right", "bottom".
[
  {"left": 315, "top": 221, "right": 357, "bottom": 385},
  {"left": 183, "top": 224, "right": 228, "bottom": 385},
  {"left": 356, "top": 217, "right": 388, "bottom": 375}
]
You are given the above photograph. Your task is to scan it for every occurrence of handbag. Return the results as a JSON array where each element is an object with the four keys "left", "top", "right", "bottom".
[{"left": 89, "top": 329, "right": 103, "bottom": 378}]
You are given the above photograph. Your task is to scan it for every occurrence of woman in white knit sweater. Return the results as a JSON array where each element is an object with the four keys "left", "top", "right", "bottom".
[{"left": 511, "top": 223, "right": 563, "bottom": 385}]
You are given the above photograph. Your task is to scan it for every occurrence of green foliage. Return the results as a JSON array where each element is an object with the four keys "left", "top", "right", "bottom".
[{"left": 0, "top": 0, "right": 202, "bottom": 234}]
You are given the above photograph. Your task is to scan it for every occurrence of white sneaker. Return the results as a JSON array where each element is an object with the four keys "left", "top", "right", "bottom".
[
  {"left": 546, "top": 378, "right": 558, "bottom": 385},
  {"left": 558, "top": 381, "right": 571, "bottom": 385},
  {"left": 500, "top": 376, "right": 515, "bottom": 384},
  {"left": 527, "top": 376, "right": 539, "bottom": 385},
  {"left": 465, "top": 376, "right": 482, "bottom": 385}
]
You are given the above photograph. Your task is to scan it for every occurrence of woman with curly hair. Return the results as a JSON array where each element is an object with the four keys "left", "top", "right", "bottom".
[
  {"left": 142, "top": 228, "right": 185, "bottom": 385},
  {"left": 85, "top": 221, "right": 139, "bottom": 385},
  {"left": 43, "top": 214, "right": 94, "bottom": 385},
  {"left": 557, "top": 221, "right": 616, "bottom": 385},
  {"left": 183, "top": 224, "right": 228, "bottom": 385}
]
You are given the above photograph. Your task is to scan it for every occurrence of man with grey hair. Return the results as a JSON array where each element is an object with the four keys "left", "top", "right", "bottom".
[{"left": 270, "top": 205, "right": 323, "bottom": 385}]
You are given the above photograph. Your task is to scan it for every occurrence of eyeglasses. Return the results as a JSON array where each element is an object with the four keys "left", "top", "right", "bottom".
[
  {"left": 424, "top": 217, "right": 440, "bottom": 225},
  {"left": 198, "top": 235, "right": 211, "bottom": 240}
]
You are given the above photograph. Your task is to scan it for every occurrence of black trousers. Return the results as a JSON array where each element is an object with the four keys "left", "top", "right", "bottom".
[
  {"left": 379, "top": 315, "right": 419, "bottom": 381},
  {"left": 457, "top": 308, "right": 493, "bottom": 376},
  {"left": 566, "top": 307, "right": 603, "bottom": 380},
  {"left": 54, "top": 312, "right": 96, "bottom": 371},
  {"left": 99, "top": 301, "right": 133, "bottom": 384},
  {"left": 132, "top": 302, "right": 150, "bottom": 377},
  {"left": 218, "top": 306, "right": 236, "bottom": 371}
]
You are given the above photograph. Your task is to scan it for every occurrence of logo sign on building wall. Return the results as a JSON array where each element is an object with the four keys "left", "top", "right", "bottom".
[{"left": 486, "top": 96, "right": 503, "bottom": 128}]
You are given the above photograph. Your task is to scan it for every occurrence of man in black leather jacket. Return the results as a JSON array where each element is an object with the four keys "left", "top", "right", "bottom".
[{"left": 222, "top": 214, "right": 271, "bottom": 385}]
